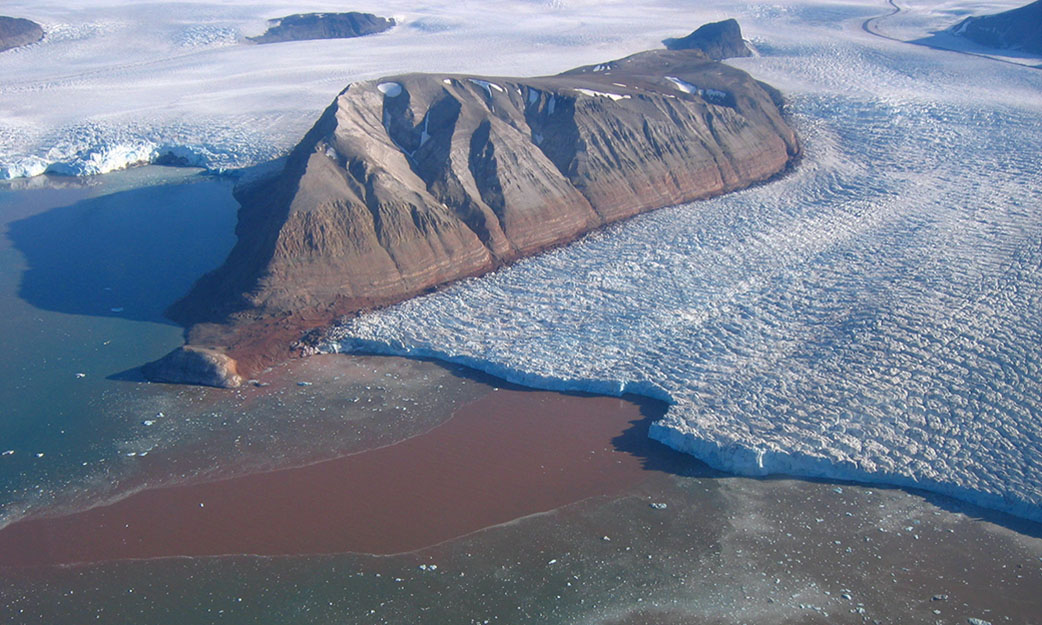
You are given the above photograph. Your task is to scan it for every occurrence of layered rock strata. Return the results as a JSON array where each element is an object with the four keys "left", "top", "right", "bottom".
[
  {"left": 0, "top": 16, "right": 44, "bottom": 53},
  {"left": 160, "top": 46, "right": 798, "bottom": 384}
]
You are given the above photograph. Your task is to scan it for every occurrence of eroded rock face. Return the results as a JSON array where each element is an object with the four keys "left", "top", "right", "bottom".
[
  {"left": 951, "top": 0, "right": 1042, "bottom": 55},
  {"left": 142, "top": 346, "right": 243, "bottom": 388},
  {"left": 663, "top": 19, "right": 753, "bottom": 60},
  {"left": 248, "top": 12, "right": 395, "bottom": 44},
  {"left": 0, "top": 16, "right": 44, "bottom": 53},
  {"left": 170, "top": 47, "right": 798, "bottom": 331}
]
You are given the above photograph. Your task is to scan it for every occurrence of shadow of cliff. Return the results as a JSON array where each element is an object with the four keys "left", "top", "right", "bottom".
[{"left": 5, "top": 175, "right": 238, "bottom": 325}]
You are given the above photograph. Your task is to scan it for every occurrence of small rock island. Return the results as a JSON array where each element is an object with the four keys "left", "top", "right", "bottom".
[
  {"left": 0, "top": 16, "right": 44, "bottom": 53},
  {"left": 248, "top": 12, "right": 395, "bottom": 44},
  {"left": 663, "top": 18, "right": 753, "bottom": 60},
  {"left": 149, "top": 22, "right": 799, "bottom": 387},
  {"left": 950, "top": 0, "right": 1042, "bottom": 55}
]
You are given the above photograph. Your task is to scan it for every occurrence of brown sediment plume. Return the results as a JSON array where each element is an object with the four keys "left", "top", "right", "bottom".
[
  {"left": 153, "top": 39, "right": 797, "bottom": 384},
  {"left": 0, "top": 390, "right": 688, "bottom": 567}
]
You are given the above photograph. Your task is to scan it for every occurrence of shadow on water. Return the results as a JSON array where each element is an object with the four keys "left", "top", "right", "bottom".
[{"left": 5, "top": 176, "right": 238, "bottom": 324}]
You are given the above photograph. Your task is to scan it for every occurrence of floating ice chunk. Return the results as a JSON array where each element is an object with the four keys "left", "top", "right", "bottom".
[
  {"left": 143, "top": 420, "right": 155, "bottom": 426},
  {"left": 377, "top": 82, "right": 403, "bottom": 97},
  {"left": 75, "top": 372, "right": 86, "bottom": 378},
  {"left": 2, "top": 450, "right": 13, "bottom": 456},
  {"left": 574, "top": 88, "right": 630, "bottom": 101}
]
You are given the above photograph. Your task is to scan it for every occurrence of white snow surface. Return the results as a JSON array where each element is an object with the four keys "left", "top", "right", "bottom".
[
  {"left": 378, "top": 82, "right": 403, "bottom": 97},
  {"left": 573, "top": 88, "right": 629, "bottom": 100},
  {"left": 320, "top": 1, "right": 1042, "bottom": 523},
  {"left": 1, "top": 0, "right": 725, "bottom": 179}
]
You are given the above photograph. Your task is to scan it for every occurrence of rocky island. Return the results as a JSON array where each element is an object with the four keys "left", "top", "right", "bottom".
[
  {"left": 950, "top": 0, "right": 1042, "bottom": 55},
  {"left": 148, "top": 25, "right": 799, "bottom": 387},
  {"left": 248, "top": 12, "right": 395, "bottom": 44},
  {"left": 0, "top": 16, "right": 44, "bottom": 53}
]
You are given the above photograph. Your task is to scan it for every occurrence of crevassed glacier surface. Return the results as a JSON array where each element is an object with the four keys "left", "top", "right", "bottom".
[{"left": 328, "top": 4, "right": 1042, "bottom": 522}]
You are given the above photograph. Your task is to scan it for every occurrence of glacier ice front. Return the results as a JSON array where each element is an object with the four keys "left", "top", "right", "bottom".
[{"left": 326, "top": 18, "right": 1042, "bottom": 523}]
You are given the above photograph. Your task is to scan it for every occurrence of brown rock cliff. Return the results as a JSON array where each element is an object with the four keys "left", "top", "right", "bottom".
[{"left": 159, "top": 46, "right": 799, "bottom": 383}]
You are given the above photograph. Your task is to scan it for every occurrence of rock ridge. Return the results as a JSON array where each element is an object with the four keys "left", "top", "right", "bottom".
[
  {"left": 0, "top": 16, "right": 44, "bottom": 53},
  {"left": 950, "top": 0, "right": 1042, "bottom": 55},
  {"left": 663, "top": 18, "right": 754, "bottom": 59},
  {"left": 248, "top": 12, "right": 395, "bottom": 44},
  {"left": 158, "top": 40, "right": 798, "bottom": 385}
]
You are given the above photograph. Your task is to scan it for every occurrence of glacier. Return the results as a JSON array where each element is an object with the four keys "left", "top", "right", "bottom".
[{"left": 324, "top": 3, "right": 1042, "bottom": 522}]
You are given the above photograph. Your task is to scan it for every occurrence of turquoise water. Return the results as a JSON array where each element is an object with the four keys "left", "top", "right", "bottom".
[
  {"left": 0, "top": 168, "right": 498, "bottom": 530},
  {"left": 0, "top": 168, "right": 238, "bottom": 521}
]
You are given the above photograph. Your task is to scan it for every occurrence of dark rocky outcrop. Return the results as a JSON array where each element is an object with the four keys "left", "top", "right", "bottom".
[
  {"left": 663, "top": 19, "right": 753, "bottom": 60},
  {"left": 170, "top": 47, "right": 796, "bottom": 332},
  {"left": 248, "top": 12, "right": 395, "bottom": 44},
  {"left": 950, "top": 0, "right": 1042, "bottom": 55},
  {"left": 0, "top": 16, "right": 44, "bottom": 53},
  {"left": 142, "top": 345, "right": 243, "bottom": 388}
]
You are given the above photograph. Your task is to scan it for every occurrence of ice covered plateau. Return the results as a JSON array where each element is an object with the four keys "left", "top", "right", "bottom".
[
  {"left": 323, "top": 2, "right": 1042, "bottom": 522},
  {"left": 0, "top": 0, "right": 767, "bottom": 179}
]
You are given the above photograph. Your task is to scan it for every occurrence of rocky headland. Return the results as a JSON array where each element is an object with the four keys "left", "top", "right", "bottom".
[
  {"left": 0, "top": 16, "right": 44, "bottom": 53},
  {"left": 150, "top": 26, "right": 798, "bottom": 387},
  {"left": 663, "top": 18, "right": 753, "bottom": 59},
  {"left": 950, "top": 0, "right": 1042, "bottom": 55},
  {"left": 248, "top": 12, "right": 395, "bottom": 44}
]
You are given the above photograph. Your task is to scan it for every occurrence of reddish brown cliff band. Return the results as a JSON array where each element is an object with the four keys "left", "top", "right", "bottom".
[{"left": 161, "top": 47, "right": 798, "bottom": 382}]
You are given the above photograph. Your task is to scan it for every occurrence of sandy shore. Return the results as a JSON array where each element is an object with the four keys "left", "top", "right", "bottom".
[{"left": 0, "top": 387, "right": 686, "bottom": 566}]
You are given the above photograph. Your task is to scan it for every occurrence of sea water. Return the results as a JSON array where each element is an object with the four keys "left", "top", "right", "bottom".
[{"left": 0, "top": 169, "right": 491, "bottom": 530}]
